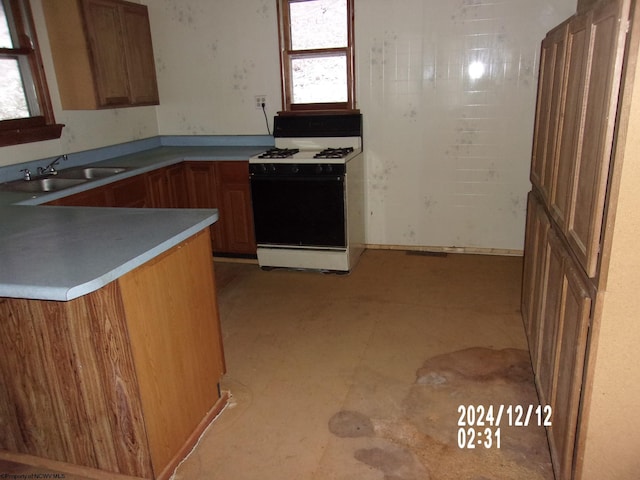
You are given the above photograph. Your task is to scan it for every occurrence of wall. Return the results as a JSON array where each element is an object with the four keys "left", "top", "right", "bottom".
[
  {"left": 147, "top": 0, "right": 281, "bottom": 136},
  {"left": 149, "top": 0, "right": 575, "bottom": 252},
  {"left": 3, "top": 0, "right": 576, "bottom": 252},
  {"left": 356, "top": 0, "right": 576, "bottom": 251}
]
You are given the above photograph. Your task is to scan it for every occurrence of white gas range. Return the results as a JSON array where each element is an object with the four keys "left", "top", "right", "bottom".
[{"left": 249, "top": 114, "right": 365, "bottom": 273}]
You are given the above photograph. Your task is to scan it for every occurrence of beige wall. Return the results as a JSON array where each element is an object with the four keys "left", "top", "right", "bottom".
[{"left": 148, "top": 0, "right": 576, "bottom": 251}]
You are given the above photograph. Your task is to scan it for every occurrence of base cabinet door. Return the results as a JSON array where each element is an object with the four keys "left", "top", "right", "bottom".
[
  {"left": 548, "top": 260, "right": 591, "bottom": 480},
  {"left": 217, "top": 162, "right": 256, "bottom": 255},
  {"left": 108, "top": 174, "right": 147, "bottom": 207},
  {"left": 145, "top": 164, "right": 188, "bottom": 208},
  {"left": 185, "top": 161, "right": 256, "bottom": 256},
  {"left": 522, "top": 192, "right": 551, "bottom": 364},
  {"left": 184, "top": 162, "right": 225, "bottom": 253},
  {"left": 524, "top": 207, "right": 592, "bottom": 480}
]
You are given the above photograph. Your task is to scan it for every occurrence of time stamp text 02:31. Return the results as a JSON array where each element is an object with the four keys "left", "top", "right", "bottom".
[{"left": 457, "top": 404, "right": 553, "bottom": 449}]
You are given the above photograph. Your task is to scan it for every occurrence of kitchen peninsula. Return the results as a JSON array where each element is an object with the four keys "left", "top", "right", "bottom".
[
  {"left": 0, "top": 140, "right": 275, "bottom": 479},
  {"left": 0, "top": 204, "right": 226, "bottom": 480}
]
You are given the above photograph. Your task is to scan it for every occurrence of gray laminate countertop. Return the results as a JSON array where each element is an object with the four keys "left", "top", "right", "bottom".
[{"left": 0, "top": 205, "right": 218, "bottom": 301}]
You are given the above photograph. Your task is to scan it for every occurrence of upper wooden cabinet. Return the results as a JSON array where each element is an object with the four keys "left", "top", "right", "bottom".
[
  {"left": 530, "top": 20, "right": 568, "bottom": 204},
  {"left": 42, "top": 0, "right": 159, "bottom": 109},
  {"left": 530, "top": 0, "right": 628, "bottom": 278}
]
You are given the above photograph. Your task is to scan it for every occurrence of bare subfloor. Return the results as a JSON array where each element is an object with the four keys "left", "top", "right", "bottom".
[
  {"left": 0, "top": 249, "right": 552, "bottom": 480},
  {"left": 174, "top": 249, "right": 553, "bottom": 480}
]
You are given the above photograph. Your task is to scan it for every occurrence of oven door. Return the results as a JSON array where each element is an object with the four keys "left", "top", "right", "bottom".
[{"left": 250, "top": 171, "right": 346, "bottom": 249}]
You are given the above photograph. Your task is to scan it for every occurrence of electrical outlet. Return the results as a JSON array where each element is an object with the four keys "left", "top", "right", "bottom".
[{"left": 255, "top": 95, "right": 266, "bottom": 109}]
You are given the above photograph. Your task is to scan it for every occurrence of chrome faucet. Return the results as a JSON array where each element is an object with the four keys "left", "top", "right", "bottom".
[{"left": 37, "top": 154, "right": 68, "bottom": 176}]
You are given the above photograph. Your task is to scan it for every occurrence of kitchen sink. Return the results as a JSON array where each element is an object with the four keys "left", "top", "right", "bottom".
[
  {"left": 0, "top": 165, "right": 132, "bottom": 194},
  {"left": 56, "top": 166, "right": 130, "bottom": 180},
  {"left": 1, "top": 177, "right": 88, "bottom": 193}
]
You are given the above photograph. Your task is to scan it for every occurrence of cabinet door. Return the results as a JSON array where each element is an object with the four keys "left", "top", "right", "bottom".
[
  {"left": 548, "top": 260, "right": 591, "bottom": 480},
  {"left": 550, "top": 14, "right": 590, "bottom": 230},
  {"left": 46, "top": 184, "right": 111, "bottom": 206},
  {"left": 536, "top": 228, "right": 565, "bottom": 408},
  {"left": 185, "top": 162, "right": 225, "bottom": 252},
  {"left": 521, "top": 192, "right": 551, "bottom": 367},
  {"left": 145, "top": 167, "right": 170, "bottom": 208},
  {"left": 82, "top": 0, "right": 130, "bottom": 106},
  {"left": 566, "top": 0, "right": 628, "bottom": 277},
  {"left": 531, "top": 21, "right": 568, "bottom": 202},
  {"left": 529, "top": 223, "right": 592, "bottom": 480},
  {"left": 217, "top": 162, "right": 256, "bottom": 255},
  {"left": 121, "top": 3, "right": 159, "bottom": 105},
  {"left": 166, "top": 164, "right": 189, "bottom": 208},
  {"left": 108, "top": 174, "right": 147, "bottom": 207}
]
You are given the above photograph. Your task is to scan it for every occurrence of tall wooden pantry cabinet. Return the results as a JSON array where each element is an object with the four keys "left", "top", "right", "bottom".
[{"left": 522, "top": 0, "right": 640, "bottom": 478}]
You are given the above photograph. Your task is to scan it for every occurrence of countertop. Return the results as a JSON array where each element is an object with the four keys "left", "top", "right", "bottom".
[
  {"left": 0, "top": 145, "right": 269, "bottom": 206},
  {"left": 0, "top": 143, "right": 271, "bottom": 301},
  {"left": 0, "top": 205, "right": 218, "bottom": 301}
]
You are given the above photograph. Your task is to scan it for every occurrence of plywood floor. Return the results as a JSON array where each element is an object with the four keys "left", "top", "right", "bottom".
[{"left": 173, "top": 249, "right": 553, "bottom": 480}]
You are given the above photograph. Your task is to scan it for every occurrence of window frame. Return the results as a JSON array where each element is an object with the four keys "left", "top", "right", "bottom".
[
  {"left": 277, "top": 0, "right": 357, "bottom": 114},
  {"left": 0, "top": 0, "right": 63, "bottom": 147}
]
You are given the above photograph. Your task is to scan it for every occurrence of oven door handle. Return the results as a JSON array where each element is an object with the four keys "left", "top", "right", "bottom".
[{"left": 250, "top": 175, "right": 344, "bottom": 182}]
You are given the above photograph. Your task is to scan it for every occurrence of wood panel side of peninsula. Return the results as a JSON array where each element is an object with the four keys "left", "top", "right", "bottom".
[{"left": 0, "top": 229, "right": 226, "bottom": 479}]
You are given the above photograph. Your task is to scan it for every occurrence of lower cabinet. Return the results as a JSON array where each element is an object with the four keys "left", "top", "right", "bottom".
[
  {"left": 216, "top": 162, "right": 256, "bottom": 255},
  {"left": 183, "top": 162, "right": 225, "bottom": 253},
  {"left": 184, "top": 161, "right": 256, "bottom": 256},
  {"left": 47, "top": 161, "right": 256, "bottom": 257},
  {"left": 48, "top": 173, "right": 148, "bottom": 208},
  {"left": 522, "top": 192, "right": 592, "bottom": 480},
  {"left": 146, "top": 164, "right": 189, "bottom": 208}
]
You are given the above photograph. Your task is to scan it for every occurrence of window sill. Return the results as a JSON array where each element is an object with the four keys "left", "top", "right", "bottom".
[
  {"left": 0, "top": 123, "right": 64, "bottom": 147},
  {"left": 277, "top": 109, "right": 360, "bottom": 116}
]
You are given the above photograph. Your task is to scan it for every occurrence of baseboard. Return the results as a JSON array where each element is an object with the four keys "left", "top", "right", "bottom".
[
  {"left": 365, "top": 243, "right": 523, "bottom": 257},
  {"left": 215, "top": 245, "right": 523, "bottom": 265}
]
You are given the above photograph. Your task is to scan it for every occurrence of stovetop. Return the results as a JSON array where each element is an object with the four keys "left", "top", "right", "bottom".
[
  {"left": 250, "top": 136, "right": 362, "bottom": 164},
  {"left": 250, "top": 146, "right": 361, "bottom": 164},
  {"left": 251, "top": 114, "right": 363, "bottom": 164}
]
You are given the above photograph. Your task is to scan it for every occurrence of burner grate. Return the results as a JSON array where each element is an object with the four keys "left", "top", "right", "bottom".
[
  {"left": 258, "top": 148, "right": 300, "bottom": 159},
  {"left": 314, "top": 147, "right": 354, "bottom": 159}
]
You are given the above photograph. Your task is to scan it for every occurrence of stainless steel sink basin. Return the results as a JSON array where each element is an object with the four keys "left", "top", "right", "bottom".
[
  {"left": 1, "top": 177, "right": 88, "bottom": 193},
  {"left": 57, "top": 166, "right": 129, "bottom": 180}
]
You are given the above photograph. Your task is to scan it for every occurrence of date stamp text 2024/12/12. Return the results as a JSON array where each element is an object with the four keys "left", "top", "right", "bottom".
[{"left": 457, "top": 404, "right": 553, "bottom": 449}]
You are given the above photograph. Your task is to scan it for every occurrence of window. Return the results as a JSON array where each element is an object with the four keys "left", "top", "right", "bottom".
[
  {"left": 277, "top": 0, "right": 357, "bottom": 113},
  {"left": 0, "top": 0, "right": 62, "bottom": 146}
]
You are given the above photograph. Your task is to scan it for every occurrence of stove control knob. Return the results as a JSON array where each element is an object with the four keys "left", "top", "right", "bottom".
[
  {"left": 325, "top": 164, "right": 333, "bottom": 173},
  {"left": 291, "top": 165, "right": 299, "bottom": 174},
  {"left": 268, "top": 164, "right": 276, "bottom": 172},
  {"left": 314, "top": 165, "right": 323, "bottom": 174}
]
